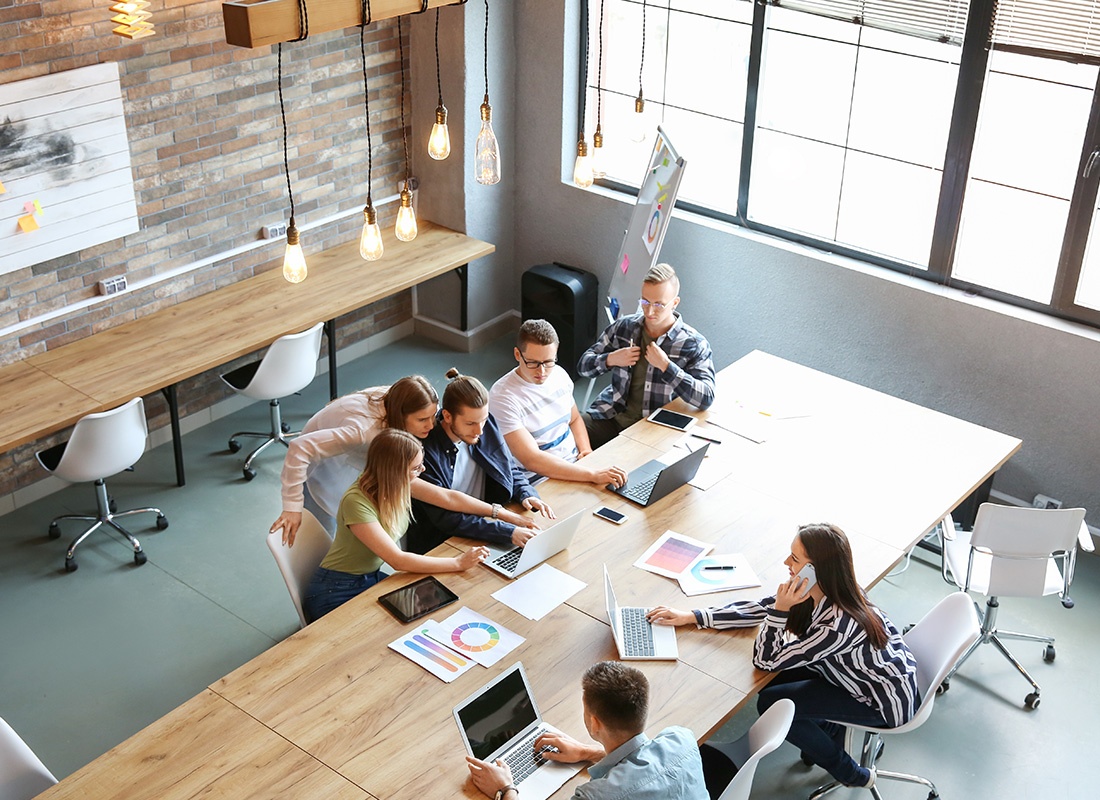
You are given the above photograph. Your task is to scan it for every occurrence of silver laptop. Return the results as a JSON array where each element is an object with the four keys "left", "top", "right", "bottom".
[
  {"left": 603, "top": 565, "right": 678, "bottom": 660},
  {"left": 609, "top": 443, "right": 709, "bottom": 507},
  {"left": 483, "top": 510, "right": 584, "bottom": 579},
  {"left": 454, "top": 662, "right": 582, "bottom": 800}
]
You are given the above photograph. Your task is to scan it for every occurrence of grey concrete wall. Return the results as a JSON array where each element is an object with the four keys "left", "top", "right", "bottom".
[{"left": 505, "top": 0, "right": 1100, "bottom": 524}]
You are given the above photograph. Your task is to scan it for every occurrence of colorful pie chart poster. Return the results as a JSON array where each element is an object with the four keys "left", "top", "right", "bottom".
[
  {"left": 677, "top": 553, "right": 761, "bottom": 597},
  {"left": 422, "top": 606, "right": 524, "bottom": 667},
  {"left": 388, "top": 622, "right": 477, "bottom": 683},
  {"left": 633, "top": 530, "right": 713, "bottom": 580}
]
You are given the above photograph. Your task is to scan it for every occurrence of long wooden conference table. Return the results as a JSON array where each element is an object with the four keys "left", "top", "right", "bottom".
[
  {"left": 37, "top": 351, "right": 1021, "bottom": 800},
  {"left": 0, "top": 221, "right": 493, "bottom": 486}
]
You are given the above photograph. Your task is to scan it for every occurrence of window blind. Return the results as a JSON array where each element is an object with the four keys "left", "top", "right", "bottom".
[
  {"left": 771, "top": 0, "right": 971, "bottom": 44},
  {"left": 991, "top": 1, "right": 1100, "bottom": 60}
]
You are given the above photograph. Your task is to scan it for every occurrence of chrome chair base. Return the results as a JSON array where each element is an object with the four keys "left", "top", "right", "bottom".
[{"left": 49, "top": 478, "right": 167, "bottom": 572}]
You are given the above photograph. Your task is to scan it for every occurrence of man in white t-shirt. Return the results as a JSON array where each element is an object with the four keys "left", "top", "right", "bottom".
[{"left": 489, "top": 320, "right": 627, "bottom": 487}]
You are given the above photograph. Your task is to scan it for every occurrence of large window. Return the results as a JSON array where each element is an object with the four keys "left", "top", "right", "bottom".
[{"left": 584, "top": 0, "right": 1100, "bottom": 328}]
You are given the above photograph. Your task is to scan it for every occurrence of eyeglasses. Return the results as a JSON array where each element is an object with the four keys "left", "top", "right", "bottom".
[
  {"left": 639, "top": 299, "right": 669, "bottom": 310},
  {"left": 520, "top": 356, "right": 557, "bottom": 370},
  {"left": 410, "top": 463, "right": 426, "bottom": 477}
]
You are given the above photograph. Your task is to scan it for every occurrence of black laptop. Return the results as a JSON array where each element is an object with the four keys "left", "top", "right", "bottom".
[{"left": 609, "top": 443, "right": 709, "bottom": 506}]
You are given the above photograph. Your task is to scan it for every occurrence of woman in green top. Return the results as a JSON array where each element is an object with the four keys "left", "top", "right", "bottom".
[{"left": 303, "top": 428, "right": 489, "bottom": 622}]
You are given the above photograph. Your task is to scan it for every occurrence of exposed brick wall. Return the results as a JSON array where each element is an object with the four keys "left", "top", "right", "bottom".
[{"left": 1, "top": 3, "right": 416, "bottom": 497}]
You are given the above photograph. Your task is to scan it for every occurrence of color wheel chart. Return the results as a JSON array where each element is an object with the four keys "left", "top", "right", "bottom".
[
  {"left": 690, "top": 558, "right": 731, "bottom": 585},
  {"left": 425, "top": 607, "right": 524, "bottom": 667},
  {"left": 451, "top": 621, "right": 500, "bottom": 653}
]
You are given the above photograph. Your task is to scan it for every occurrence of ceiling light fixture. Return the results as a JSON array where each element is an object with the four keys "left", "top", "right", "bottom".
[
  {"left": 475, "top": 0, "right": 501, "bottom": 185},
  {"left": 592, "top": 0, "right": 606, "bottom": 180},
  {"left": 631, "top": 0, "right": 649, "bottom": 143},
  {"left": 357, "top": 0, "right": 384, "bottom": 261},
  {"left": 573, "top": 0, "right": 592, "bottom": 188},
  {"left": 277, "top": 3, "right": 310, "bottom": 283},
  {"left": 395, "top": 14, "right": 418, "bottom": 242},
  {"left": 428, "top": 7, "right": 451, "bottom": 160}
]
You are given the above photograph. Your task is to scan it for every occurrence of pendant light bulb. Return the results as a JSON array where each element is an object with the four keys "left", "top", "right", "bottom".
[
  {"left": 282, "top": 219, "right": 307, "bottom": 283},
  {"left": 395, "top": 184, "right": 418, "bottom": 242},
  {"left": 592, "top": 127, "right": 605, "bottom": 180},
  {"left": 475, "top": 97, "right": 501, "bottom": 185},
  {"left": 428, "top": 104, "right": 451, "bottom": 160},
  {"left": 573, "top": 140, "right": 594, "bottom": 188},
  {"left": 359, "top": 204, "right": 384, "bottom": 261},
  {"left": 630, "top": 93, "right": 649, "bottom": 143}
]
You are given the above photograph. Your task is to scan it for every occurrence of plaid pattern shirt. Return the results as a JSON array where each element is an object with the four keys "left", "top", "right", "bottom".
[{"left": 577, "top": 312, "right": 716, "bottom": 420}]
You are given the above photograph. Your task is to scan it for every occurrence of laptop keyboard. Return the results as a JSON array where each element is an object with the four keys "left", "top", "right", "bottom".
[
  {"left": 492, "top": 547, "right": 522, "bottom": 574},
  {"left": 621, "top": 475, "right": 658, "bottom": 504},
  {"left": 503, "top": 727, "right": 552, "bottom": 783},
  {"left": 621, "top": 606, "right": 656, "bottom": 657}
]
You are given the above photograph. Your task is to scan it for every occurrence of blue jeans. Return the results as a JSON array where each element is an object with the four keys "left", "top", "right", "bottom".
[
  {"left": 757, "top": 667, "right": 887, "bottom": 787},
  {"left": 303, "top": 566, "right": 386, "bottom": 623}
]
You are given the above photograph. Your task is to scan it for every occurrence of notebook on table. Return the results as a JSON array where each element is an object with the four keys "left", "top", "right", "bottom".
[
  {"left": 453, "top": 662, "right": 582, "bottom": 800},
  {"left": 603, "top": 565, "right": 678, "bottom": 660},
  {"left": 483, "top": 510, "right": 584, "bottom": 579},
  {"left": 609, "top": 443, "right": 709, "bottom": 506}
]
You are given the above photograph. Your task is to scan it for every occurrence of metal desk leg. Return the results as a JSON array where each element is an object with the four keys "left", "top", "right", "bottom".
[
  {"left": 161, "top": 384, "right": 185, "bottom": 486},
  {"left": 325, "top": 319, "right": 338, "bottom": 400}
]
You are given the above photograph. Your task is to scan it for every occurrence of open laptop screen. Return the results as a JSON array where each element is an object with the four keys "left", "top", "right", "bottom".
[{"left": 456, "top": 667, "right": 539, "bottom": 760}]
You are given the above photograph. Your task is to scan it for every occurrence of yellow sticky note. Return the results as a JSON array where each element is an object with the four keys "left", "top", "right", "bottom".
[
  {"left": 0, "top": 178, "right": 6, "bottom": 194},
  {"left": 33, "top": 199, "right": 43, "bottom": 215},
  {"left": 18, "top": 214, "right": 39, "bottom": 232}
]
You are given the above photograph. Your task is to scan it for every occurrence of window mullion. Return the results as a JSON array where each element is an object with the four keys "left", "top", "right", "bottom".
[
  {"left": 738, "top": 0, "right": 769, "bottom": 224},
  {"left": 927, "top": 0, "right": 996, "bottom": 280}
]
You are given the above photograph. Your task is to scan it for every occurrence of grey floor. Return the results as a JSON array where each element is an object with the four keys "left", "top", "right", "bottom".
[{"left": 1, "top": 332, "right": 1096, "bottom": 799}]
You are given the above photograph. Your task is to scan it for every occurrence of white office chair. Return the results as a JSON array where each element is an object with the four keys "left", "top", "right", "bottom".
[
  {"left": 221, "top": 321, "right": 325, "bottom": 481},
  {"left": 938, "top": 502, "right": 1091, "bottom": 709},
  {"left": 809, "top": 592, "right": 981, "bottom": 800},
  {"left": 1, "top": 715, "right": 57, "bottom": 799},
  {"left": 702, "top": 698, "right": 794, "bottom": 800},
  {"left": 266, "top": 509, "right": 333, "bottom": 629},
  {"left": 36, "top": 397, "right": 167, "bottom": 573}
]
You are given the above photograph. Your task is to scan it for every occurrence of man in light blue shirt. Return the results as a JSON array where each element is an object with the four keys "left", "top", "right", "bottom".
[{"left": 466, "top": 661, "right": 707, "bottom": 800}]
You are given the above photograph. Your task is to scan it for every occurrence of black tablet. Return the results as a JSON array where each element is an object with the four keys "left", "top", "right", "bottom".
[
  {"left": 647, "top": 408, "right": 696, "bottom": 432},
  {"left": 377, "top": 576, "right": 459, "bottom": 624}
]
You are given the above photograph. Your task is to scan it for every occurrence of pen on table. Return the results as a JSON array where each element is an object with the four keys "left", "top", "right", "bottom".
[
  {"left": 703, "top": 565, "right": 736, "bottom": 571},
  {"left": 690, "top": 433, "right": 722, "bottom": 445}
]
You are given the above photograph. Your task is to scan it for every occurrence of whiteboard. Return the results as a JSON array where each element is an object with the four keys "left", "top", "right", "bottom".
[
  {"left": 605, "top": 127, "right": 686, "bottom": 321},
  {"left": 0, "top": 62, "right": 139, "bottom": 276}
]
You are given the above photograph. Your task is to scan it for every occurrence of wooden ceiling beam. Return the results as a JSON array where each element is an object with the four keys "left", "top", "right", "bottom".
[{"left": 222, "top": 0, "right": 465, "bottom": 49}]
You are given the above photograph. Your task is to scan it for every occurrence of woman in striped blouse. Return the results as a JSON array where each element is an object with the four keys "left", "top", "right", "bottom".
[{"left": 647, "top": 523, "right": 919, "bottom": 790}]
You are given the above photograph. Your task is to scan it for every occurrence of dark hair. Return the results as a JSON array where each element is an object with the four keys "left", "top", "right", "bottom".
[
  {"left": 441, "top": 368, "right": 489, "bottom": 414},
  {"left": 581, "top": 661, "right": 648, "bottom": 735},
  {"left": 787, "top": 523, "right": 888, "bottom": 650},
  {"left": 517, "top": 319, "right": 559, "bottom": 349},
  {"left": 382, "top": 376, "right": 438, "bottom": 430}
]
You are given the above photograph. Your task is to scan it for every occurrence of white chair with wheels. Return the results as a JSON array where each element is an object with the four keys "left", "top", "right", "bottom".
[
  {"left": 1, "top": 715, "right": 57, "bottom": 799},
  {"left": 266, "top": 509, "right": 333, "bottom": 629},
  {"left": 809, "top": 592, "right": 981, "bottom": 800},
  {"left": 938, "top": 502, "right": 1091, "bottom": 709},
  {"left": 35, "top": 397, "right": 167, "bottom": 573},
  {"left": 702, "top": 698, "right": 795, "bottom": 800},
  {"left": 221, "top": 321, "right": 325, "bottom": 481}
]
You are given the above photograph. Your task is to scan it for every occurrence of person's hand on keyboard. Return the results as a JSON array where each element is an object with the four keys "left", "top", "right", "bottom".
[
  {"left": 646, "top": 606, "right": 695, "bottom": 627},
  {"left": 533, "top": 731, "right": 605, "bottom": 764},
  {"left": 466, "top": 755, "right": 514, "bottom": 798}
]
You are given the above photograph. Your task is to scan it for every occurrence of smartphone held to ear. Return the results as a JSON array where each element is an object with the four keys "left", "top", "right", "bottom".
[{"left": 796, "top": 563, "right": 817, "bottom": 596}]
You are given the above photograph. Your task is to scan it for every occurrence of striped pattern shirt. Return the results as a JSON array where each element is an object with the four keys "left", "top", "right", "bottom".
[
  {"left": 694, "top": 596, "right": 920, "bottom": 728},
  {"left": 577, "top": 312, "right": 716, "bottom": 420}
]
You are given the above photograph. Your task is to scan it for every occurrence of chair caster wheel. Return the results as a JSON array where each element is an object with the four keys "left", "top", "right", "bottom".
[
  {"left": 1043, "top": 644, "right": 1055, "bottom": 663},
  {"left": 228, "top": 439, "right": 242, "bottom": 453},
  {"left": 109, "top": 496, "right": 118, "bottom": 513},
  {"left": 48, "top": 522, "right": 61, "bottom": 540},
  {"left": 936, "top": 678, "right": 950, "bottom": 695},
  {"left": 281, "top": 421, "right": 291, "bottom": 434},
  {"left": 1024, "top": 692, "right": 1040, "bottom": 709},
  {"left": 65, "top": 558, "right": 78, "bottom": 573},
  {"left": 156, "top": 514, "right": 169, "bottom": 530},
  {"left": 243, "top": 467, "right": 257, "bottom": 481},
  {"left": 134, "top": 550, "right": 147, "bottom": 566},
  {"left": 800, "top": 751, "right": 814, "bottom": 767}
]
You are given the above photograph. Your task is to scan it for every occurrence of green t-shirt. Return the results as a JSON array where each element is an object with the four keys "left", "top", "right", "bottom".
[
  {"left": 615, "top": 327, "right": 654, "bottom": 428},
  {"left": 320, "top": 482, "right": 410, "bottom": 575}
]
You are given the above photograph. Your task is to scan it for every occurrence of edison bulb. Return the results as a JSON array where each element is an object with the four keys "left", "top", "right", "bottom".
[
  {"left": 591, "top": 127, "right": 606, "bottom": 180},
  {"left": 630, "top": 94, "right": 650, "bottom": 143},
  {"left": 428, "top": 105, "right": 451, "bottom": 160},
  {"left": 282, "top": 222, "right": 307, "bottom": 283},
  {"left": 573, "top": 140, "right": 593, "bottom": 188},
  {"left": 395, "top": 186, "right": 418, "bottom": 242},
  {"left": 475, "top": 98, "right": 501, "bottom": 185},
  {"left": 359, "top": 205, "right": 384, "bottom": 261}
]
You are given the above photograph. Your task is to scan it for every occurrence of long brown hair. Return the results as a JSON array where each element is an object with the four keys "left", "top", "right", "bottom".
[
  {"left": 786, "top": 523, "right": 888, "bottom": 650},
  {"left": 382, "top": 375, "right": 438, "bottom": 430},
  {"left": 441, "top": 367, "right": 489, "bottom": 414},
  {"left": 357, "top": 428, "right": 420, "bottom": 534}
]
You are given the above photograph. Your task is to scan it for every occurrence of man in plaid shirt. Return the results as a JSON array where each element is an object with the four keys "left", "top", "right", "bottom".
[{"left": 578, "top": 263, "right": 716, "bottom": 449}]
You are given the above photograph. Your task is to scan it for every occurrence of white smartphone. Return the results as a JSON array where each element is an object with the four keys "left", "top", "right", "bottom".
[
  {"left": 593, "top": 507, "right": 628, "bottom": 525},
  {"left": 796, "top": 563, "right": 817, "bottom": 595}
]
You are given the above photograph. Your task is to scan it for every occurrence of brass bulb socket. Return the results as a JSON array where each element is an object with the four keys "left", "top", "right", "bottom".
[
  {"left": 480, "top": 99, "right": 492, "bottom": 121},
  {"left": 286, "top": 223, "right": 300, "bottom": 246},
  {"left": 400, "top": 187, "right": 413, "bottom": 207},
  {"left": 435, "top": 105, "right": 448, "bottom": 125},
  {"left": 363, "top": 205, "right": 377, "bottom": 225},
  {"left": 593, "top": 129, "right": 603, "bottom": 149},
  {"left": 635, "top": 95, "right": 645, "bottom": 114},
  {"left": 576, "top": 140, "right": 588, "bottom": 158}
]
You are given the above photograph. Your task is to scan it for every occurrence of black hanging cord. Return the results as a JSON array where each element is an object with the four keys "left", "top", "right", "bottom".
[
  {"left": 596, "top": 0, "right": 604, "bottom": 130},
  {"left": 435, "top": 8, "right": 443, "bottom": 107},
  {"left": 293, "top": 0, "right": 310, "bottom": 42},
  {"left": 579, "top": 0, "right": 589, "bottom": 142},
  {"left": 398, "top": 15, "right": 411, "bottom": 183},
  {"left": 483, "top": 0, "right": 490, "bottom": 100},
  {"left": 360, "top": 0, "right": 374, "bottom": 207},
  {"left": 638, "top": 0, "right": 646, "bottom": 99},
  {"left": 277, "top": 43, "right": 296, "bottom": 222}
]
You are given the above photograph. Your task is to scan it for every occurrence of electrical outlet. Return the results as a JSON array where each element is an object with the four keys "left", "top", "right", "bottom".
[
  {"left": 262, "top": 222, "right": 287, "bottom": 239},
  {"left": 1033, "top": 494, "right": 1063, "bottom": 509},
  {"left": 97, "top": 276, "right": 127, "bottom": 296}
]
